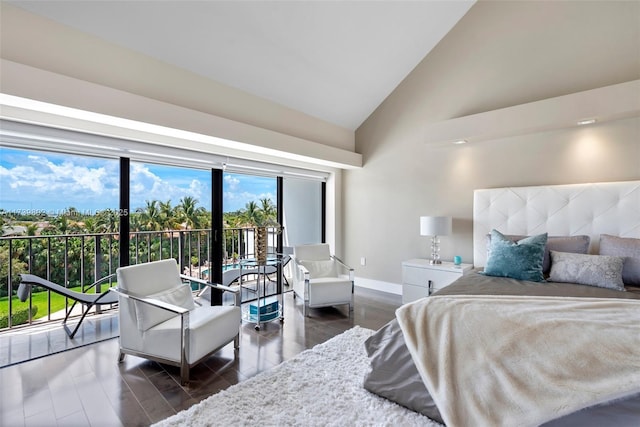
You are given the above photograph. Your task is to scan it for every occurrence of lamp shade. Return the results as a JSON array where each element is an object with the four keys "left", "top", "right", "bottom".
[{"left": 420, "top": 216, "right": 452, "bottom": 236}]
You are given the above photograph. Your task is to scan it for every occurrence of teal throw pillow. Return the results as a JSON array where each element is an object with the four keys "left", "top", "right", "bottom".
[{"left": 483, "top": 229, "right": 548, "bottom": 282}]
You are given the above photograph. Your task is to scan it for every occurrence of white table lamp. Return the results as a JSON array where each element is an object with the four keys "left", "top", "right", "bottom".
[{"left": 420, "top": 216, "right": 452, "bottom": 264}]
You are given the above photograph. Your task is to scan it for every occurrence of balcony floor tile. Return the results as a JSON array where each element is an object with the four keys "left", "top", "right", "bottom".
[{"left": 0, "top": 311, "right": 119, "bottom": 368}]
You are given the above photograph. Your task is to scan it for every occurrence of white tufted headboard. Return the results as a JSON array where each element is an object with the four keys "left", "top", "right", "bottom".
[{"left": 473, "top": 181, "right": 640, "bottom": 267}]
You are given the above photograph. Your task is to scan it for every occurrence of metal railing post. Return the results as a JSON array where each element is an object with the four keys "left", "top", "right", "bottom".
[{"left": 95, "top": 234, "right": 102, "bottom": 313}]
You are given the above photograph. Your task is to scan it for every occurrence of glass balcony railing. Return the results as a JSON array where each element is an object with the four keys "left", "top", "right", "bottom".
[{"left": 0, "top": 227, "right": 281, "bottom": 332}]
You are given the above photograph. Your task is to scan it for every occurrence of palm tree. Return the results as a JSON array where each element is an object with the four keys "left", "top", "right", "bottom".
[
  {"left": 95, "top": 209, "right": 119, "bottom": 233},
  {"left": 259, "top": 198, "right": 276, "bottom": 219},
  {"left": 159, "top": 200, "right": 178, "bottom": 230},
  {"left": 136, "top": 200, "right": 161, "bottom": 231},
  {"left": 52, "top": 215, "right": 70, "bottom": 234},
  {"left": 81, "top": 217, "right": 99, "bottom": 233},
  {"left": 242, "top": 201, "right": 261, "bottom": 226},
  {"left": 129, "top": 213, "right": 142, "bottom": 232},
  {"left": 241, "top": 199, "right": 279, "bottom": 228},
  {"left": 177, "top": 196, "right": 205, "bottom": 230}
]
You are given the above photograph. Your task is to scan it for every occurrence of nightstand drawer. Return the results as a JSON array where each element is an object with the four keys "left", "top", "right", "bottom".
[
  {"left": 428, "top": 269, "right": 464, "bottom": 291},
  {"left": 403, "top": 266, "right": 463, "bottom": 290},
  {"left": 403, "top": 266, "right": 429, "bottom": 286}
]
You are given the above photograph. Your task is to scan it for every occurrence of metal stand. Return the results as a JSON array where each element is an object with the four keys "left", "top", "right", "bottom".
[{"left": 239, "top": 255, "right": 284, "bottom": 331}]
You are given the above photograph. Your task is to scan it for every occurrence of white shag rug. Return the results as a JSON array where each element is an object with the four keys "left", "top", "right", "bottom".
[{"left": 153, "top": 326, "right": 442, "bottom": 427}]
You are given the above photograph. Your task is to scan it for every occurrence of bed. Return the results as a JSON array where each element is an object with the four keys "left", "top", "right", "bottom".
[{"left": 363, "top": 181, "right": 640, "bottom": 426}]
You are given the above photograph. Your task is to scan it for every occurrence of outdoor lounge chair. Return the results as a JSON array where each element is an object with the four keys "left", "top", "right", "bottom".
[{"left": 18, "top": 274, "right": 118, "bottom": 338}]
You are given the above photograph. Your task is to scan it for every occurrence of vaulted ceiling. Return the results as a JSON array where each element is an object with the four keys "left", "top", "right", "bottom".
[{"left": 8, "top": 1, "right": 474, "bottom": 131}]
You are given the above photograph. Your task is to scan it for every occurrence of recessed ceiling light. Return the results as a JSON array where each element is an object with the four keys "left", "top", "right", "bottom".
[
  {"left": 452, "top": 140, "right": 467, "bottom": 145},
  {"left": 577, "top": 119, "right": 597, "bottom": 125}
]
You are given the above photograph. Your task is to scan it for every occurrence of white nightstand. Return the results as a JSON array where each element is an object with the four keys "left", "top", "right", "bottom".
[{"left": 402, "top": 259, "right": 473, "bottom": 304}]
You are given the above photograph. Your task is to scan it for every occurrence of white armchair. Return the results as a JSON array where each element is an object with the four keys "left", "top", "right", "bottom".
[
  {"left": 292, "top": 244, "right": 354, "bottom": 317},
  {"left": 112, "top": 259, "right": 241, "bottom": 385}
]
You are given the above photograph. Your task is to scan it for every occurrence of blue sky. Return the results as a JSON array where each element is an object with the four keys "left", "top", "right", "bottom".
[{"left": 0, "top": 147, "right": 276, "bottom": 215}]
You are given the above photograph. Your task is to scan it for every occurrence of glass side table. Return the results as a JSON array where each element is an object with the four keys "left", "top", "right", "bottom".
[{"left": 239, "top": 255, "right": 284, "bottom": 331}]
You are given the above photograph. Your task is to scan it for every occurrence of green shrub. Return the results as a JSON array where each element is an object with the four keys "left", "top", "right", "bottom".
[{"left": 0, "top": 305, "right": 38, "bottom": 329}]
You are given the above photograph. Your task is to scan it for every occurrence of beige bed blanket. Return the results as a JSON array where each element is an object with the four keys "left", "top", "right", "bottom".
[{"left": 395, "top": 295, "right": 640, "bottom": 427}]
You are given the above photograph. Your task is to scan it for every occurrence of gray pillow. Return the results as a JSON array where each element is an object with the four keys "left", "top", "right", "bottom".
[
  {"left": 486, "top": 234, "right": 590, "bottom": 275},
  {"left": 549, "top": 251, "right": 625, "bottom": 291},
  {"left": 599, "top": 234, "right": 640, "bottom": 286}
]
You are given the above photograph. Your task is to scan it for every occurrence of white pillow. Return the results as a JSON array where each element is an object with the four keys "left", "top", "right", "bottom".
[
  {"left": 134, "top": 284, "right": 195, "bottom": 331},
  {"left": 299, "top": 259, "right": 337, "bottom": 278}
]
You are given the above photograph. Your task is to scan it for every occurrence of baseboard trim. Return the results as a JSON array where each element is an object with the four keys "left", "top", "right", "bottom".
[{"left": 354, "top": 277, "right": 402, "bottom": 296}]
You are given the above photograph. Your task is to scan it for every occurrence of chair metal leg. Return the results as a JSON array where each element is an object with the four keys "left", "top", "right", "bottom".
[
  {"left": 234, "top": 333, "right": 240, "bottom": 349},
  {"left": 180, "top": 362, "right": 190, "bottom": 386},
  {"left": 118, "top": 352, "right": 126, "bottom": 363},
  {"left": 63, "top": 289, "right": 113, "bottom": 338},
  {"left": 63, "top": 300, "right": 88, "bottom": 339},
  {"left": 349, "top": 294, "right": 354, "bottom": 317}
]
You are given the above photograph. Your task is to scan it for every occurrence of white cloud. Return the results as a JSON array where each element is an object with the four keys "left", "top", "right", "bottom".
[
  {"left": 220, "top": 173, "right": 277, "bottom": 212},
  {"left": 129, "top": 163, "right": 207, "bottom": 210},
  {"left": 224, "top": 174, "right": 240, "bottom": 191},
  {"left": 188, "top": 179, "right": 204, "bottom": 196},
  {"left": 0, "top": 153, "right": 120, "bottom": 212}
]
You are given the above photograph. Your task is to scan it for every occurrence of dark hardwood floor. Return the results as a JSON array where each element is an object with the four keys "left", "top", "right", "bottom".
[{"left": 0, "top": 287, "right": 401, "bottom": 427}]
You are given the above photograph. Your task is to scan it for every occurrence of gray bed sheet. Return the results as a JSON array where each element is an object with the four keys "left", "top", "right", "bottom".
[{"left": 363, "top": 271, "right": 640, "bottom": 426}]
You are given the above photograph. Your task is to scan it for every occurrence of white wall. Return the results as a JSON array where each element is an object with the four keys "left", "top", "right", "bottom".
[{"left": 346, "top": 0, "right": 640, "bottom": 290}]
